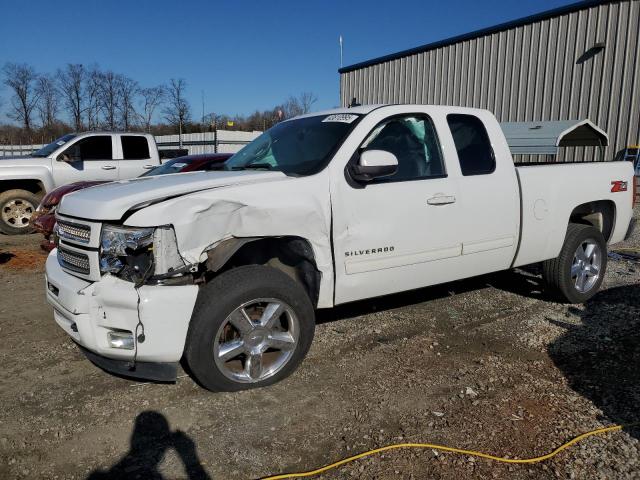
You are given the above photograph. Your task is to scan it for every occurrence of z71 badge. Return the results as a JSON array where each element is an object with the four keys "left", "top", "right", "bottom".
[
  {"left": 345, "top": 246, "right": 394, "bottom": 257},
  {"left": 611, "top": 180, "right": 628, "bottom": 192}
]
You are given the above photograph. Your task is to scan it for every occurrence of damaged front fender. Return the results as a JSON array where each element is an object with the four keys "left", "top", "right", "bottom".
[{"left": 124, "top": 170, "right": 335, "bottom": 307}]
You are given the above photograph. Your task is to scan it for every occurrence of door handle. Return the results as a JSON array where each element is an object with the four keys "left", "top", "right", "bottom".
[
  {"left": 427, "top": 195, "right": 456, "bottom": 205},
  {"left": 142, "top": 164, "right": 155, "bottom": 169},
  {"left": 101, "top": 165, "right": 116, "bottom": 170}
]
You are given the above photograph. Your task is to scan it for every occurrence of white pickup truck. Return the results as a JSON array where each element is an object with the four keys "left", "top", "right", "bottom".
[
  {"left": 0, "top": 132, "right": 160, "bottom": 234},
  {"left": 44, "top": 105, "right": 636, "bottom": 391}
]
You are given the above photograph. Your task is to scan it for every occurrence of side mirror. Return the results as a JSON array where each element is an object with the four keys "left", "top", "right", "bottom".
[{"left": 351, "top": 150, "right": 398, "bottom": 182}]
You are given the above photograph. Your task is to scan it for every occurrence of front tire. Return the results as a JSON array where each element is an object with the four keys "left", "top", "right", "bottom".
[
  {"left": 184, "top": 265, "right": 315, "bottom": 392},
  {"left": 542, "top": 223, "right": 607, "bottom": 303},
  {"left": 0, "top": 189, "right": 40, "bottom": 235}
]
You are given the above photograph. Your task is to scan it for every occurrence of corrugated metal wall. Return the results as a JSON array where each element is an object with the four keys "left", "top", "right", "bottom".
[{"left": 340, "top": 0, "right": 640, "bottom": 162}]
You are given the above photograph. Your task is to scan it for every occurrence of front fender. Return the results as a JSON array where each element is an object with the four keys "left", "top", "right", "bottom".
[
  {"left": 0, "top": 166, "right": 54, "bottom": 192},
  {"left": 124, "top": 171, "right": 336, "bottom": 307}
]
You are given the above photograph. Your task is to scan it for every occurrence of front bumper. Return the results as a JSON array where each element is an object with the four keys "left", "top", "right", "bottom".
[
  {"left": 77, "top": 344, "right": 179, "bottom": 382},
  {"left": 45, "top": 250, "right": 199, "bottom": 380}
]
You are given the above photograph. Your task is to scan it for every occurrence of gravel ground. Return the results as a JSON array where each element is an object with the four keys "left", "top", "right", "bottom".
[{"left": 0, "top": 207, "right": 638, "bottom": 480}]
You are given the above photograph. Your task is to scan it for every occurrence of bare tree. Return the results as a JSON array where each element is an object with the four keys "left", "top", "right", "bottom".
[
  {"left": 282, "top": 92, "right": 318, "bottom": 119},
  {"left": 163, "top": 78, "right": 191, "bottom": 146},
  {"left": 2, "top": 62, "right": 40, "bottom": 130},
  {"left": 57, "top": 64, "right": 84, "bottom": 131},
  {"left": 98, "top": 71, "right": 122, "bottom": 130},
  {"left": 298, "top": 91, "right": 318, "bottom": 114},
  {"left": 118, "top": 76, "right": 139, "bottom": 131},
  {"left": 138, "top": 86, "right": 165, "bottom": 132},
  {"left": 36, "top": 74, "right": 59, "bottom": 128},
  {"left": 85, "top": 66, "right": 102, "bottom": 130}
]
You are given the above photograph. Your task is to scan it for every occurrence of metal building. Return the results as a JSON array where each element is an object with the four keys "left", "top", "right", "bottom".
[{"left": 339, "top": 0, "right": 640, "bottom": 162}]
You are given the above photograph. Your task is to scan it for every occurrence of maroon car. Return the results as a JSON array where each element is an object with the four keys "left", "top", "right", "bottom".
[{"left": 31, "top": 153, "right": 232, "bottom": 251}]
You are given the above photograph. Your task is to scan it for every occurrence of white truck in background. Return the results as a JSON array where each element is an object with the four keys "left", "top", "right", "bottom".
[
  {"left": 45, "top": 105, "right": 636, "bottom": 391},
  {"left": 0, "top": 132, "right": 160, "bottom": 234}
]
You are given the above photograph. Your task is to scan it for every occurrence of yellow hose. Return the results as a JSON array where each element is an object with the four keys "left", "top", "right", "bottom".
[{"left": 260, "top": 423, "right": 636, "bottom": 479}]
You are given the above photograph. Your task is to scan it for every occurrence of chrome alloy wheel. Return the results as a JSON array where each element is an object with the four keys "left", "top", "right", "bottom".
[
  {"left": 1, "top": 198, "right": 35, "bottom": 229},
  {"left": 213, "top": 298, "right": 299, "bottom": 383},
  {"left": 571, "top": 239, "right": 602, "bottom": 293}
]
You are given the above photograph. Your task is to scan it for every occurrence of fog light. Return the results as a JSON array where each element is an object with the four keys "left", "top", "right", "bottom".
[
  {"left": 47, "top": 282, "right": 59, "bottom": 296},
  {"left": 107, "top": 331, "right": 134, "bottom": 350}
]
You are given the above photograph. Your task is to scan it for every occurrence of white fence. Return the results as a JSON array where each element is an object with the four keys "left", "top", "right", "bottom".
[
  {"left": 155, "top": 130, "right": 261, "bottom": 154},
  {"left": 0, "top": 129, "right": 261, "bottom": 157},
  {"left": 0, "top": 144, "right": 40, "bottom": 157}
]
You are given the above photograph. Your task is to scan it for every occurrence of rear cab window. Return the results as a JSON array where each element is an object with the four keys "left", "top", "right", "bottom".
[
  {"left": 446, "top": 114, "right": 495, "bottom": 176},
  {"left": 121, "top": 136, "right": 150, "bottom": 160}
]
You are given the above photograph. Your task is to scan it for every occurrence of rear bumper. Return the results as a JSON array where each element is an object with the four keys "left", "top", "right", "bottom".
[{"left": 45, "top": 250, "right": 199, "bottom": 379}]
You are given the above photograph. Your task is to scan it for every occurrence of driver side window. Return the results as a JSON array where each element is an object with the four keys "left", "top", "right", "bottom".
[
  {"left": 360, "top": 115, "right": 445, "bottom": 183},
  {"left": 58, "top": 136, "right": 113, "bottom": 161}
]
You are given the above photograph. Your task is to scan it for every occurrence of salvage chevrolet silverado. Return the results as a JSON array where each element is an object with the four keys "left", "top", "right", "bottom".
[{"left": 45, "top": 105, "right": 636, "bottom": 391}]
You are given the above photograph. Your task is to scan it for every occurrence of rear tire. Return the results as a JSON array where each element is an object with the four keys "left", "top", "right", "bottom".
[
  {"left": 184, "top": 265, "right": 315, "bottom": 392},
  {"left": 0, "top": 189, "right": 40, "bottom": 235},
  {"left": 542, "top": 223, "right": 607, "bottom": 303}
]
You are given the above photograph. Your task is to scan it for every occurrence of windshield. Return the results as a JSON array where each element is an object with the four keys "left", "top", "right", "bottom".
[
  {"left": 33, "top": 134, "right": 76, "bottom": 157},
  {"left": 224, "top": 113, "right": 361, "bottom": 176},
  {"left": 140, "top": 157, "right": 194, "bottom": 177}
]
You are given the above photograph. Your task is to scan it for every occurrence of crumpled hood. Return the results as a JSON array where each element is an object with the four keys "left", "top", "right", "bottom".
[{"left": 58, "top": 170, "right": 287, "bottom": 220}]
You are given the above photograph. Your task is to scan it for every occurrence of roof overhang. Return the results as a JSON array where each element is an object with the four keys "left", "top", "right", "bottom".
[
  {"left": 339, "top": 1, "right": 612, "bottom": 74},
  {"left": 500, "top": 119, "right": 609, "bottom": 155}
]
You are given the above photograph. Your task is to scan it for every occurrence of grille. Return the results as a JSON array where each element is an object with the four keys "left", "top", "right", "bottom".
[
  {"left": 57, "top": 220, "right": 91, "bottom": 244},
  {"left": 58, "top": 247, "right": 91, "bottom": 275}
]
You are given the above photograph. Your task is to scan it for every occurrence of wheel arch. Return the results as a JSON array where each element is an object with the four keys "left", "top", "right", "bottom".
[
  {"left": 202, "top": 236, "right": 322, "bottom": 307},
  {"left": 568, "top": 200, "right": 616, "bottom": 243},
  {"left": 0, "top": 178, "right": 46, "bottom": 196}
]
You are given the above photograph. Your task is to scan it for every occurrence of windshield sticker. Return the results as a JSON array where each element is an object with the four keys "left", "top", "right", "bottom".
[
  {"left": 322, "top": 114, "right": 359, "bottom": 123},
  {"left": 171, "top": 162, "right": 187, "bottom": 168},
  {"left": 56, "top": 140, "right": 66, "bottom": 146}
]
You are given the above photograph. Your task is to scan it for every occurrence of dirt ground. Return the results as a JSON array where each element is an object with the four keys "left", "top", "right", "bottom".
[{"left": 0, "top": 209, "right": 639, "bottom": 480}]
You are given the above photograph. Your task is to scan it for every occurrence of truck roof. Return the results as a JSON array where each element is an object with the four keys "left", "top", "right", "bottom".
[
  {"left": 72, "top": 131, "right": 154, "bottom": 137},
  {"left": 292, "top": 104, "right": 491, "bottom": 120}
]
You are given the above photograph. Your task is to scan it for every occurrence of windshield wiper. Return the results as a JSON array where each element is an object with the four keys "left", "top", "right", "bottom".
[{"left": 231, "top": 163, "right": 274, "bottom": 170}]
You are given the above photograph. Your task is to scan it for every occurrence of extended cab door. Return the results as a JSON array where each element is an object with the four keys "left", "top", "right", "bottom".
[
  {"left": 51, "top": 135, "right": 120, "bottom": 187},
  {"left": 443, "top": 111, "right": 520, "bottom": 273},
  {"left": 330, "top": 107, "right": 519, "bottom": 305},
  {"left": 117, "top": 135, "right": 158, "bottom": 179}
]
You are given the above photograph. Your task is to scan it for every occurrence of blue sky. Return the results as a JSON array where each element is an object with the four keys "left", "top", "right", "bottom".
[{"left": 2, "top": 0, "right": 575, "bottom": 121}]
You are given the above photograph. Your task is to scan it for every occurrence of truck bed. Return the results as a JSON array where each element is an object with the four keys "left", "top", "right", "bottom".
[{"left": 512, "top": 161, "right": 635, "bottom": 267}]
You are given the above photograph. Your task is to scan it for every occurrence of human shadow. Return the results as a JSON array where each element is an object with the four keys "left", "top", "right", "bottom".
[
  {"left": 547, "top": 284, "right": 640, "bottom": 440},
  {"left": 87, "top": 411, "right": 212, "bottom": 480}
]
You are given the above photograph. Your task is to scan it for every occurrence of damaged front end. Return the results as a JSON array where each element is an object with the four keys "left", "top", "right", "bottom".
[{"left": 98, "top": 224, "right": 194, "bottom": 285}]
